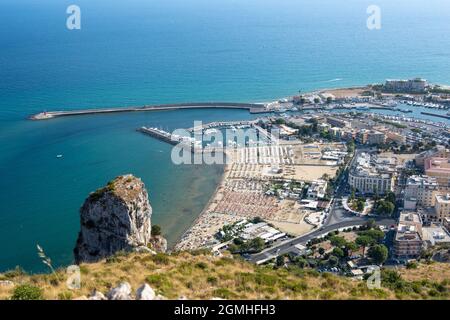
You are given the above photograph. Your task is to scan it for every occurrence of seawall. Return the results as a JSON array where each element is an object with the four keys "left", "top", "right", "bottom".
[{"left": 29, "top": 102, "right": 267, "bottom": 120}]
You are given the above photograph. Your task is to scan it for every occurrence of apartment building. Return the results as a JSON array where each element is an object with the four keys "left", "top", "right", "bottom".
[
  {"left": 393, "top": 211, "right": 423, "bottom": 260},
  {"left": 415, "top": 145, "right": 450, "bottom": 167},
  {"left": 367, "top": 130, "right": 386, "bottom": 145},
  {"left": 348, "top": 153, "right": 394, "bottom": 195},
  {"left": 403, "top": 175, "right": 439, "bottom": 210},
  {"left": 384, "top": 78, "right": 428, "bottom": 93},
  {"left": 326, "top": 117, "right": 350, "bottom": 129},
  {"left": 424, "top": 157, "right": 450, "bottom": 187},
  {"left": 434, "top": 194, "right": 450, "bottom": 222}
]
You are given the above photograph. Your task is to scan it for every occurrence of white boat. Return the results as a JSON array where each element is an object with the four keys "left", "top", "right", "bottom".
[
  {"left": 385, "top": 101, "right": 398, "bottom": 108},
  {"left": 56, "top": 154, "right": 63, "bottom": 158},
  {"left": 204, "top": 128, "right": 219, "bottom": 135}
]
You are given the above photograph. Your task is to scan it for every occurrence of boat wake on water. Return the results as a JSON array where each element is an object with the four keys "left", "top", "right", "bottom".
[{"left": 323, "top": 78, "right": 343, "bottom": 83}]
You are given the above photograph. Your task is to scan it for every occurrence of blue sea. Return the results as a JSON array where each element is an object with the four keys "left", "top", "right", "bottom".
[{"left": 0, "top": 0, "right": 449, "bottom": 272}]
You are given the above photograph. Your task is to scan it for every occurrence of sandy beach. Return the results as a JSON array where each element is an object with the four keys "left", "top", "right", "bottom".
[{"left": 175, "top": 141, "right": 343, "bottom": 251}]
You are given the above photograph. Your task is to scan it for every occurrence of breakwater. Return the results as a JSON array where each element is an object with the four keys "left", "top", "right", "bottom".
[
  {"left": 138, "top": 126, "right": 225, "bottom": 154},
  {"left": 29, "top": 102, "right": 267, "bottom": 120},
  {"left": 421, "top": 111, "right": 450, "bottom": 120}
]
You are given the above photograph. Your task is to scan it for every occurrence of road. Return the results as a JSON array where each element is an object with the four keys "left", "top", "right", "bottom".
[
  {"left": 249, "top": 217, "right": 395, "bottom": 263},
  {"left": 249, "top": 147, "right": 396, "bottom": 264}
]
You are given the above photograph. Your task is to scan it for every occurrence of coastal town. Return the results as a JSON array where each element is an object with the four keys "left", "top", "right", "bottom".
[
  {"left": 29, "top": 78, "right": 450, "bottom": 276},
  {"left": 2, "top": 78, "right": 450, "bottom": 302},
  {"left": 3, "top": 0, "right": 450, "bottom": 307},
  {"left": 166, "top": 78, "right": 450, "bottom": 278},
  {"left": 20, "top": 77, "right": 450, "bottom": 286}
]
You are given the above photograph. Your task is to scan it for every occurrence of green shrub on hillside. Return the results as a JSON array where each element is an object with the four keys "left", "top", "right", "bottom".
[{"left": 10, "top": 284, "right": 43, "bottom": 300}]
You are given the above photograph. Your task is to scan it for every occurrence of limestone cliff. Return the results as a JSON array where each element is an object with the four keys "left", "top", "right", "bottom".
[
  {"left": 148, "top": 235, "right": 168, "bottom": 253},
  {"left": 74, "top": 175, "right": 153, "bottom": 263}
]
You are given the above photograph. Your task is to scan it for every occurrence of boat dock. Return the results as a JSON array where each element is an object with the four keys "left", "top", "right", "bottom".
[
  {"left": 138, "top": 126, "right": 226, "bottom": 154},
  {"left": 187, "top": 120, "right": 255, "bottom": 133},
  {"left": 253, "top": 124, "right": 279, "bottom": 143},
  {"left": 421, "top": 111, "right": 450, "bottom": 120},
  {"left": 187, "top": 120, "right": 278, "bottom": 143},
  {"left": 137, "top": 127, "right": 177, "bottom": 145},
  {"left": 30, "top": 102, "right": 267, "bottom": 120}
]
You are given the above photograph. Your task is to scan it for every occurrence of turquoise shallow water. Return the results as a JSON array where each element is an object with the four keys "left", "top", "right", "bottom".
[{"left": 0, "top": 0, "right": 450, "bottom": 272}]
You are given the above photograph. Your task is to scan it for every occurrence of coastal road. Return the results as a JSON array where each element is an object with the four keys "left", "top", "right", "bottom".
[
  {"left": 323, "top": 147, "right": 374, "bottom": 226},
  {"left": 249, "top": 217, "right": 395, "bottom": 264}
]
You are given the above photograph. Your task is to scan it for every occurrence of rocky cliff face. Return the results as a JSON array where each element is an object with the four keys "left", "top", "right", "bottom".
[
  {"left": 74, "top": 175, "right": 153, "bottom": 263},
  {"left": 148, "top": 235, "right": 168, "bottom": 253}
]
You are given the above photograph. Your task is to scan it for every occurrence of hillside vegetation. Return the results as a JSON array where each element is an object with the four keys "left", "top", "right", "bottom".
[{"left": 0, "top": 250, "right": 448, "bottom": 300}]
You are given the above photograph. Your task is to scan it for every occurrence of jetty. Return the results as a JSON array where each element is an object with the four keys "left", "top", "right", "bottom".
[
  {"left": 187, "top": 120, "right": 255, "bottom": 133},
  {"left": 421, "top": 111, "right": 450, "bottom": 120},
  {"left": 138, "top": 126, "right": 225, "bottom": 154},
  {"left": 29, "top": 102, "right": 267, "bottom": 120},
  {"left": 137, "top": 127, "right": 177, "bottom": 146}
]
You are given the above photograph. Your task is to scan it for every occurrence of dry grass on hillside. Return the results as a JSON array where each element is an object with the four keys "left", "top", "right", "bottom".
[
  {"left": 0, "top": 251, "right": 448, "bottom": 300},
  {"left": 400, "top": 262, "right": 450, "bottom": 283}
]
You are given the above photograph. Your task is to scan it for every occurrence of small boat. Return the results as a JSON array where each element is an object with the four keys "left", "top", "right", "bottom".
[
  {"left": 56, "top": 154, "right": 63, "bottom": 158},
  {"left": 204, "top": 128, "right": 219, "bottom": 135}
]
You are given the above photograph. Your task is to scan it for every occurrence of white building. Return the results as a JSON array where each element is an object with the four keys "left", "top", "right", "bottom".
[
  {"left": 403, "top": 175, "right": 439, "bottom": 210},
  {"left": 384, "top": 78, "right": 428, "bottom": 93},
  {"left": 348, "top": 153, "right": 394, "bottom": 195},
  {"left": 422, "top": 226, "right": 450, "bottom": 247},
  {"left": 393, "top": 211, "right": 423, "bottom": 260},
  {"left": 306, "top": 179, "right": 328, "bottom": 200},
  {"left": 240, "top": 222, "right": 286, "bottom": 243},
  {"left": 434, "top": 194, "right": 450, "bottom": 222}
]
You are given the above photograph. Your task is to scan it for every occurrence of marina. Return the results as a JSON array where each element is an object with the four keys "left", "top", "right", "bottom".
[{"left": 187, "top": 120, "right": 255, "bottom": 133}]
